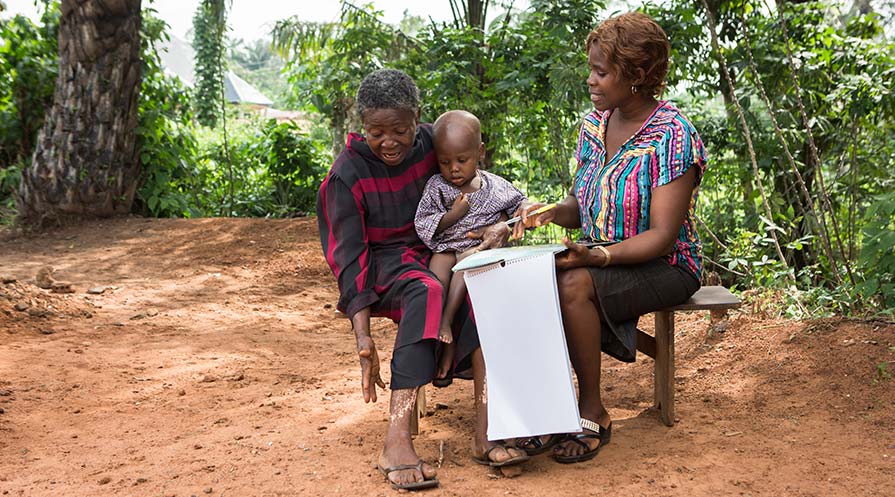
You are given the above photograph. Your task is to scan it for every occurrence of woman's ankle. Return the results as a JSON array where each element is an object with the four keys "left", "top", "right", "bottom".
[{"left": 579, "top": 405, "right": 610, "bottom": 426}]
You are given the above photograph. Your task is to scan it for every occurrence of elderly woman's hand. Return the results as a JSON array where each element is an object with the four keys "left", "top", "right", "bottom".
[
  {"left": 351, "top": 308, "right": 385, "bottom": 403},
  {"left": 555, "top": 238, "right": 601, "bottom": 270},
  {"left": 357, "top": 334, "right": 386, "bottom": 403},
  {"left": 467, "top": 221, "right": 511, "bottom": 252}
]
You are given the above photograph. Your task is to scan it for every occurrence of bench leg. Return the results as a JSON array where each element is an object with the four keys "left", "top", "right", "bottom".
[
  {"left": 654, "top": 311, "right": 675, "bottom": 426},
  {"left": 410, "top": 386, "right": 426, "bottom": 436}
]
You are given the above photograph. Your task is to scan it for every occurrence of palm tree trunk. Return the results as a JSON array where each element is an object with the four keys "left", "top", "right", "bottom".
[{"left": 17, "top": 0, "right": 142, "bottom": 226}]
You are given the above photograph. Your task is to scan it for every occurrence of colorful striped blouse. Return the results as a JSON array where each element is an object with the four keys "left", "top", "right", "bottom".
[{"left": 573, "top": 101, "right": 707, "bottom": 278}]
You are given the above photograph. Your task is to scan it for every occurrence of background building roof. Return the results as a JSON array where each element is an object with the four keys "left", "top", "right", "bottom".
[{"left": 158, "top": 35, "right": 273, "bottom": 107}]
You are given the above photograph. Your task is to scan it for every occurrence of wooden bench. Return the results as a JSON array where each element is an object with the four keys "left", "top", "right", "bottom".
[
  {"left": 636, "top": 285, "right": 741, "bottom": 426},
  {"left": 412, "top": 286, "right": 740, "bottom": 434}
]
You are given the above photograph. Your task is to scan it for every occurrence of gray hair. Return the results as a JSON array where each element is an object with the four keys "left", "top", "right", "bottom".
[{"left": 355, "top": 69, "right": 420, "bottom": 118}]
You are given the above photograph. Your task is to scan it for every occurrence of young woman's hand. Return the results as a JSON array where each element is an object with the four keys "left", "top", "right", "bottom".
[
  {"left": 554, "top": 238, "right": 601, "bottom": 270},
  {"left": 511, "top": 202, "right": 557, "bottom": 239}
]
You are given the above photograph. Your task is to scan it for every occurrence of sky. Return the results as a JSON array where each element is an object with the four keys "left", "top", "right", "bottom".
[{"left": 2, "top": 0, "right": 530, "bottom": 42}]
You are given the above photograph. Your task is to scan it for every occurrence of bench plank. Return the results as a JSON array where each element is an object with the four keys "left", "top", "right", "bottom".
[{"left": 669, "top": 285, "right": 741, "bottom": 311}]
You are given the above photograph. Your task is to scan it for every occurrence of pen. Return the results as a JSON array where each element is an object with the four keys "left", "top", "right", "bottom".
[{"left": 505, "top": 203, "right": 557, "bottom": 226}]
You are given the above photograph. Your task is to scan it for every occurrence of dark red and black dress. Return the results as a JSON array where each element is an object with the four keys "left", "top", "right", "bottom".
[{"left": 317, "top": 124, "right": 479, "bottom": 389}]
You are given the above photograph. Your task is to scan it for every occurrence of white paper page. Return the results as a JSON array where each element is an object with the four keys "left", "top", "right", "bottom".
[{"left": 463, "top": 253, "right": 581, "bottom": 441}]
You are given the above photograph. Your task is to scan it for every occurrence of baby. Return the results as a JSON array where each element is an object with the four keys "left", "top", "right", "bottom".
[{"left": 415, "top": 110, "right": 526, "bottom": 386}]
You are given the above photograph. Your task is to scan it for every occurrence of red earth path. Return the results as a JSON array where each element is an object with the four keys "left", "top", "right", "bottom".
[{"left": 0, "top": 217, "right": 892, "bottom": 496}]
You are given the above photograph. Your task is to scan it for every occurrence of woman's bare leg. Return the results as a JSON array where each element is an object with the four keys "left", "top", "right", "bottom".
[
  {"left": 553, "top": 268, "right": 611, "bottom": 458},
  {"left": 471, "top": 347, "right": 528, "bottom": 463},
  {"left": 378, "top": 387, "right": 437, "bottom": 486}
]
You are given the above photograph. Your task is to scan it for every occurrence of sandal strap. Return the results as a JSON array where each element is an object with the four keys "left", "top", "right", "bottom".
[
  {"left": 580, "top": 417, "right": 603, "bottom": 433},
  {"left": 480, "top": 441, "right": 508, "bottom": 460},
  {"left": 380, "top": 461, "right": 425, "bottom": 475},
  {"left": 565, "top": 432, "right": 600, "bottom": 447},
  {"left": 517, "top": 436, "right": 545, "bottom": 450}
]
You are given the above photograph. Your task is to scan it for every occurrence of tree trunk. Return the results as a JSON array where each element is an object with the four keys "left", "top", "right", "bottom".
[
  {"left": 17, "top": 0, "right": 142, "bottom": 226},
  {"left": 466, "top": 0, "right": 487, "bottom": 31}
]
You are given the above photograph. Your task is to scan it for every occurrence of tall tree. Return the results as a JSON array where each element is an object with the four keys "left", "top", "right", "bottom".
[
  {"left": 192, "top": 0, "right": 227, "bottom": 127},
  {"left": 17, "top": 0, "right": 142, "bottom": 226},
  {"left": 448, "top": 0, "right": 489, "bottom": 30}
]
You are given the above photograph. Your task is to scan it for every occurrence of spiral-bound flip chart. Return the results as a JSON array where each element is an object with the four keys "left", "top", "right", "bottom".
[{"left": 462, "top": 249, "right": 581, "bottom": 441}]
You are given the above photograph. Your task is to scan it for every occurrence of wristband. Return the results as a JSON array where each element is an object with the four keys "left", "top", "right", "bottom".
[{"left": 594, "top": 245, "right": 611, "bottom": 268}]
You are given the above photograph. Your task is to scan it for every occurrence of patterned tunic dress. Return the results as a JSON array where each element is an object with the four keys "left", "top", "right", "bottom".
[
  {"left": 572, "top": 101, "right": 706, "bottom": 361},
  {"left": 414, "top": 170, "right": 526, "bottom": 253},
  {"left": 317, "top": 124, "right": 479, "bottom": 389}
]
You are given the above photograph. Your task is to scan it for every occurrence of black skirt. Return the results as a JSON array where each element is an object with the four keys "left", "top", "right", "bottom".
[{"left": 586, "top": 258, "right": 700, "bottom": 362}]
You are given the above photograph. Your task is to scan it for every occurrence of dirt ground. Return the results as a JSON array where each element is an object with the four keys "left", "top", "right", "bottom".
[{"left": 0, "top": 217, "right": 892, "bottom": 497}]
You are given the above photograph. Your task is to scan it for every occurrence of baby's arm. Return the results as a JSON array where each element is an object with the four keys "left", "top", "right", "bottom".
[{"left": 435, "top": 193, "right": 470, "bottom": 235}]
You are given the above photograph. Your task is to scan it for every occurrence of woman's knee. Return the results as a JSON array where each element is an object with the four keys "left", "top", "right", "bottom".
[
  {"left": 557, "top": 268, "right": 596, "bottom": 306},
  {"left": 408, "top": 272, "right": 445, "bottom": 299}
]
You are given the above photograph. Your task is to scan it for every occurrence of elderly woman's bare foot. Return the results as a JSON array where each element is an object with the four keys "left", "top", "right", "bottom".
[{"left": 377, "top": 442, "right": 438, "bottom": 489}]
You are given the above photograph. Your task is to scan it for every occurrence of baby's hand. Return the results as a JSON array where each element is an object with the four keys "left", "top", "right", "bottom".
[{"left": 451, "top": 193, "right": 470, "bottom": 217}]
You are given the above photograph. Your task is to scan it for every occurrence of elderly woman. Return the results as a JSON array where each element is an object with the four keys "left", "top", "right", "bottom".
[
  {"left": 317, "top": 69, "right": 527, "bottom": 490},
  {"left": 514, "top": 12, "right": 706, "bottom": 463}
]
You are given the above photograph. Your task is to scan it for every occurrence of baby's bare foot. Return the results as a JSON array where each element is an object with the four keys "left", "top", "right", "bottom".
[
  {"left": 435, "top": 340, "right": 455, "bottom": 381},
  {"left": 438, "top": 324, "right": 453, "bottom": 344}
]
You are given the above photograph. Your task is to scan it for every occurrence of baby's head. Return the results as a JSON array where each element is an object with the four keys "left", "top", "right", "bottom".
[{"left": 432, "top": 110, "right": 485, "bottom": 188}]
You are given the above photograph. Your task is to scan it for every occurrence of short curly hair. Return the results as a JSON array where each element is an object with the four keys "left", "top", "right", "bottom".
[
  {"left": 585, "top": 12, "right": 670, "bottom": 97},
  {"left": 355, "top": 69, "right": 420, "bottom": 118}
]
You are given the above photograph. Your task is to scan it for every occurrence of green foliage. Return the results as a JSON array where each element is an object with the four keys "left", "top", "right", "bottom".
[
  {"left": 857, "top": 191, "right": 895, "bottom": 311},
  {"left": 5, "top": 0, "right": 895, "bottom": 318},
  {"left": 0, "top": 0, "right": 339, "bottom": 223},
  {"left": 0, "top": 3, "right": 58, "bottom": 218},
  {"left": 876, "top": 361, "right": 890, "bottom": 382},
  {"left": 275, "top": 0, "right": 602, "bottom": 204},
  {"left": 135, "top": 8, "right": 200, "bottom": 218},
  {"left": 646, "top": 0, "right": 895, "bottom": 315},
  {"left": 261, "top": 120, "right": 329, "bottom": 214},
  {"left": 273, "top": 3, "right": 415, "bottom": 155},
  {"left": 192, "top": 0, "right": 227, "bottom": 127},
  {"left": 191, "top": 117, "right": 328, "bottom": 217}
]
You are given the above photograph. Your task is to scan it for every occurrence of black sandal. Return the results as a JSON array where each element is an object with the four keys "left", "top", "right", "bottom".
[
  {"left": 515, "top": 433, "right": 566, "bottom": 456},
  {"left": 553, "top": 418, "right": 611, "bottom": 464}
]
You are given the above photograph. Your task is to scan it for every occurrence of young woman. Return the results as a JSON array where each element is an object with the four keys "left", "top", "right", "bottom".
[{"left": 514, "top": 12, "right": 707, "bottom": 464}]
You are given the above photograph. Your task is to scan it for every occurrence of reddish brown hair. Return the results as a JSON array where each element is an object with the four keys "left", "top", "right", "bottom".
[{"left": 585, "top": 12, "right": 670, "bottom": 97}]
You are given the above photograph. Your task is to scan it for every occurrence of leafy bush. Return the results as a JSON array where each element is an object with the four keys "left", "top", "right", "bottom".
[
  {"left": 857, "top": 191, "right": 895, "bottom": 313},
  {"left": 136, "top": 10, "right": 329, "bottom": 219},
  {"left": 647, "top": 0, "right": 895, "bottom": 315},
  {"left": 135, "top": 9, "right": 200, "bottom": 218},
  {"left": 190, "top": 118, "right": 328, "bottom": 217},
  {"left": 0, "top": 4, "right": 59, "bottom": 218}
]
